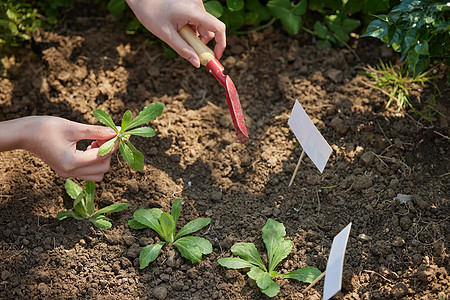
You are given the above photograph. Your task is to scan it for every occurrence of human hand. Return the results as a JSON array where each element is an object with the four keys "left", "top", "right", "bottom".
[
  {"left": 1, "top": 116, "right": 119, "bottom": 181},
  {"left": 126, "top": 0, "right": 226, "bottom": 68}
]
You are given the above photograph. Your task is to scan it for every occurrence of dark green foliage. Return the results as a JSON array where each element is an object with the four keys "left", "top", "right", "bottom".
[
  {"left": 57, "top": 179, "right": 129, "bottom": 229},
  {"left": 362, "top": 0, "right": 449, "bottom": 77},
  {"left": 128, "top": 199, "right": 212, "bottom": 268}
]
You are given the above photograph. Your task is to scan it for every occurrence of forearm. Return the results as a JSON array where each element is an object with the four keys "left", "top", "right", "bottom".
[{"left": 0, "top": 116, "right": 40, "bottom": 152}]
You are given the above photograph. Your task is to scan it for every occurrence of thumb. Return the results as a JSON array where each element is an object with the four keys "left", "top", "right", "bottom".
[{"left": 75, "top": 124, "right": 118, "bottom": 141}]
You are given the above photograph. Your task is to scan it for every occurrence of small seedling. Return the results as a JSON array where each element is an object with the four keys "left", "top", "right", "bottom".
[
  {"left": 93, "top": 102, "right": 164, "bottom": 171},
  {"left": 57, "top": 179, "right": 129, "bottom": 229},
  {"left": 218, "top": 218, "right": 321, "bottom": 297},
  {"left": 128, "top": 198, "right": 212, "bottom": 268}
]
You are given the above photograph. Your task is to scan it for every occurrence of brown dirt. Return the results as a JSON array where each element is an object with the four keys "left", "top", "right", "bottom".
[{"left": 0, "top": 3, "right": 449, "bottom": 300}]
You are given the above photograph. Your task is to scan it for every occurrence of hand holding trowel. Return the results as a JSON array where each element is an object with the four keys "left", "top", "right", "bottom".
[{"left": 178, "top": 25, "right": 248, "bottom": 144}]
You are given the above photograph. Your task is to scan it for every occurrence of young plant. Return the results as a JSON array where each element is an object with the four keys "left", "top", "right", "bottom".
[
  {"left": 218, "top": 218, "right": 321, "bottom": 297},
  {"left": 57, "top": 179, "right": 129, "bottom": 229},
  {"left": 128, "top": 198, "right": 212, "bottom": 268},
  {"left": 93, "top": 102, "right": 164, "bottom": 172},
  {"left": 364, "top": 60, "right": 442, "bottom": 121}
]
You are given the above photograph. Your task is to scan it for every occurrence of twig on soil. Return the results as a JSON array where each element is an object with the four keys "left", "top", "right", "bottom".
[
  {"left": 302, "top": 271, "right": 326, "bottom": 294},
  {"left": 376, "top": 120, "right": 393, "bottom": 146},
  {"left": 288, "top": 150, "right": 305, "bottom": 187},
  {"left": 316, "top": 187, "right": 321, "bottom": 213},
  {"left": 434, "top": 130, "right": 450, "bottom": 141},
  {"left": 363, "top": 269, "right": 393, "bottom": 283}
]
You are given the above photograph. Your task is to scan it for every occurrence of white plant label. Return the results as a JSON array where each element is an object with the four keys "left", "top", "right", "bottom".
[
  {"left": 288, "top": 100, "right": 332, "bottom": 173},
  {"left": 323, "top": 223, "right": 352, "bottom": 300}
]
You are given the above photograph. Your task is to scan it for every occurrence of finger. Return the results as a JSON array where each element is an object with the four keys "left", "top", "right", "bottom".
[
  {"left": 189, "top": 13, "right": 226, "bottom": 59},
  {"left": 74, "top": 123, "right": 118, "bottom": 141},
  {"left": 165, "top": 25, "right": 201, "bottom": 68},
  {"left": 197, "top": 28, "right": 215, "bottom": 44},
  {"left": 72, "top": 146, "right": 112, "bottom": 169},
  {"left": 68, "top": 156, "right": 112, "bottom": 182}
]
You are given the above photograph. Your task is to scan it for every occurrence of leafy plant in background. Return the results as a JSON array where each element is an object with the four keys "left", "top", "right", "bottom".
[
  {"left": 307, "top": 0, "right": 391, "bottom": 49},
  {"left": 57, "top": 179, "right": 129, "bottom": 229},
  {"left": 128, "top": 198, "right": 212, "bottom": 268},
  {"left": 0, "top": 0, "right": 42, "bottom": 48},
  {"left": 218, "top": 219, "right": 321, "bottom": 297},
  {"left": 362, "top": 0, "right": 450, "bottom": 77},
  {"left": 364, "top": 59, "right": 442, "bottom": 121},
  {"left": 93, "top": 102, "right": 164, "bottom": 172}
]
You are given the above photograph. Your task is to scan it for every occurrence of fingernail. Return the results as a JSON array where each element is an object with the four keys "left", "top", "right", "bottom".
[{"left": 190, "top": 57, "right": 200, "bottom": 68}]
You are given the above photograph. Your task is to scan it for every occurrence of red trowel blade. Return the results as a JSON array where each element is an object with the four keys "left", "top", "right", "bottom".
[{"left": 224, "top": 76, "right": 248, "bottom": 144}]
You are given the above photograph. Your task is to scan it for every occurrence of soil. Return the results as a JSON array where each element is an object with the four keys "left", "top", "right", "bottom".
[{"left": 0, "top": 2, "right": 449, "bottom": 300}]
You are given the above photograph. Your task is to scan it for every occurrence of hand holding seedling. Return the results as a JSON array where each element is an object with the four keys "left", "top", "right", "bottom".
[
  {"left": 218, "top": 219, "right": 321, "bottom": 297},
  {"left": 0, "top": 116, "right": 119, "bottom": 181},
  {"left": 126, "top": 0, "right": 226, "bottom": 68},
  {"left": 128, "top": 198, "right": 212, "bottom": 268},
  {"left": 57, "top": 179, "right": 129, "bottom": 229},
  {"left": 93, "top": 103, "right": 164, "bottom": 171}
]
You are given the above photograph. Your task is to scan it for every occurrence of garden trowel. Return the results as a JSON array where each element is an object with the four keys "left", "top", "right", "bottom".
[{"left": 178, "top": 25, "right": 248, "bottom": 144}]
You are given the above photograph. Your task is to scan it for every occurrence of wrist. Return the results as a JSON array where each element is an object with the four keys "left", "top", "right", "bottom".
[{"left": 0, "top": 116, "right": 42, "bottom": 152}]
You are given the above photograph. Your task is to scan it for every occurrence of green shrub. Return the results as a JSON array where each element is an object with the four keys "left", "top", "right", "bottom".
[{"left": 362, "top": 0, "right": 450, "bottom": 77}]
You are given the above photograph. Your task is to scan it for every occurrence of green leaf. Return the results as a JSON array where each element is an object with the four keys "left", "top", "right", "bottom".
[
  {"left": 415, "top": 41, "right": 429, "bottom": 55},
  {"left": 226, "top": 0, "right": 244, "bottom": 12},
  {"left": 121, "top": 110, "right": 132, "bottom": 130},
  {"left": 128, "top": 218, "right": 148, "bottom": 229},
  {"left": 279, "top": 266, "right": 322, "bottom": 283},
  {"left": 292, "top": 0, "right": 307, "bottom": 15},
  {"left": 125, "top": 126, "right": 156, "bottom": 137},
  {"left": 183, "top": 236, "right": 212, "bottom": 255},
  {"left": 92, "top": 203, "right": 130, "bottom": 216},
  {"left": 125, "top": 102, "right": 164, "bottom": 131},
  {"left": 74, "top": 198, "right": 88, "bottom": 218},
  {"left": 262, "top": 219, "right": 286, "bottom": 272},
  {"left": 90, "top": 216, "right": 112, "bottom": 229},
  {"left": 98, "top": 136, "right": 118, "bottom": 156},
  {"left": 139, "top": 242, "right": 166, "bottom": 269},
  {"left": 73, "top": 192, "right": 83, "bottom": 209},
  {"left": 119, "top": 140, "right": 135, "bottom": 166},
  {"left": 160, "top": 212, "right": 176, "bottom": 242},
  {"left": 314, "top": 21, "right": 329, "bottom": 39},
  {"left": 127, "top": 140, "right": 145, "bottom": 171},
  {"left": 261, "top": 280, "right": 280, "bottom": 297},
  {"left": 230, "top": 243, "right": 266, "bottom": 271},
  {"left": 217, "top": 257, "right": 255, "bottom": 269},
  {"left": 93, "top": 109, "right": 118, "bottom": 132},
  {"left": 248, "top": 266, "right": 272, "bottom": 290},
  {"left": 173, "top": 237, "right": 203, "bottom": 263},
  {"left": 57, "top": 210, "right": 83, "bottom": 220},
  {"left": 171, "top": 198, "right": 182, "bottom": 225},
  {"left": 361, "top": 19, "right": 389, "bottom": 39},
  {"left": 267, "top": 0, "right": 290, "bottom": 19},
  {"left": 107, "top": 0, "right": 126, "bottom": 18},
  {"left": 85, "top": 181, "right": 95, "bottom": 216},
  {"left": 175, "top": 218, "right": 211, "bottom": 240},
  {"left": 268, "top": 240, "right": 292, "bottom": 272},
  {"left": 281, "top": 13, "right": 302, "bottom": 35},
  {"left": 65, "top": 179, "right": 82, "bottom": 200},
  {"left": 133, "top": 208, "right": 164, "bottom": 236},
  {"left": 204, "top": 1, "right": 224, "bottom": 18}
]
